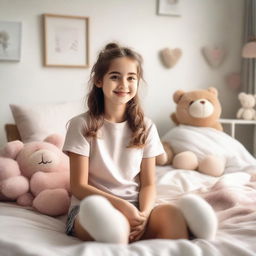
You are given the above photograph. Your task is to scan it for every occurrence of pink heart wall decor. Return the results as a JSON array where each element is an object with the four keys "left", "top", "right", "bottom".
[
  {"left": 160, "top": 48, "right": 182, "bottom": 68},
  {"left": 202, "top": 46, "right": 226, "bottom": 68}
]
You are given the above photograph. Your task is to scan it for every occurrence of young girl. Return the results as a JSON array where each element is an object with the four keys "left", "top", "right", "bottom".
[{"left": 63, "top": 42, "right": 217, "bottom": 244}]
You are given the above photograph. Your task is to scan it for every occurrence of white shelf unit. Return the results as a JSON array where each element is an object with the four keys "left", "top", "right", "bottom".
[
  {"left": 220, "top": 118, "right": 256, "bottom": 157},
  {"left": 220, "top": 118, "right": 256, "bottom": 138}
]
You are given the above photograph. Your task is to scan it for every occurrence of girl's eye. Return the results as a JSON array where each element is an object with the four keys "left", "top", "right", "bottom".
[
  {"left": 110, "top": 75, "right": 119, "bottom": 80},
  {"left": 128, "top": 76, "right": 137, "bottom": 81}
]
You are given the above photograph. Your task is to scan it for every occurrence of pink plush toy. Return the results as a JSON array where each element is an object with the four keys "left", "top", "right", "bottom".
[
  {"left": 0, "top": 141, "right": 29, "bottom": 201},
  {"left": 0, "top": 134, "right": 70, "bottom": 216}
]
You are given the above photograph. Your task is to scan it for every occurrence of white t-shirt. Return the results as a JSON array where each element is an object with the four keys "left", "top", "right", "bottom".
[{"left": 63, "top": 112, "right": 164, "bottom": 207}]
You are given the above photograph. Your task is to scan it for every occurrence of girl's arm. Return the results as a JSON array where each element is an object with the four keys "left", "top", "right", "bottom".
[
  {"left": 129, "top": 157, "right": 156, "bottom": 242},
  {"left": 69, "top": 152, "right": 126, "bottom": 207},
  {"left": 69, "top": 152, "right": 144, "bottom": 225},
  {"left": 138, "top": 157, "right": 156, "bottom": 216}
]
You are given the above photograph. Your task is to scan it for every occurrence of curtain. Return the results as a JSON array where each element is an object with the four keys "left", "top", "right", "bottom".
[
  {"left": 241, "top": 0, "right": 256, "bottom": 157},
  {"left": 242, "top": 0, "right": 256, "bottom": 94}
]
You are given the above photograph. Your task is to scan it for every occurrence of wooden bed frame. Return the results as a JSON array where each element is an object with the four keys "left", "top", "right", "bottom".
[{"left": 5, "top": 124, "right": 21, "bottom": 142}]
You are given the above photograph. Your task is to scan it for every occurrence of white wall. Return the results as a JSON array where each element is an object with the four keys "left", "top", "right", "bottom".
[{"left": 0, "top": 0, "right": 245, "bottom": 147}]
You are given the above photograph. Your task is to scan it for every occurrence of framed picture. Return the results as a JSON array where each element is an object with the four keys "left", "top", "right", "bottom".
[
  {"left": 43, "top": 14, "right": 89, "bottom": 68},
  {"left": 0, "top": 21, "right": 22, "bottom": 61},
  {"left": 157, "top": 0, "right": 181, "bottom": 17}
]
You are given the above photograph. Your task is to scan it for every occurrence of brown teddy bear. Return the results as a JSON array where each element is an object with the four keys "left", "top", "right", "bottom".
[{"left": 156, "top": 87, "right": 225, "bottom": 177}]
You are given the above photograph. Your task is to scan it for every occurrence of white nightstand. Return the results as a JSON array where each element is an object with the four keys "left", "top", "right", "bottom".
[{"left": 220, "top": 118, "right": 256, "bottom": 156}]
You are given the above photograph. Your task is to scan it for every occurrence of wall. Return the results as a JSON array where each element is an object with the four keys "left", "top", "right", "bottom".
[{"left": 0, "top": 0, "right": 245, "bottom": 147}]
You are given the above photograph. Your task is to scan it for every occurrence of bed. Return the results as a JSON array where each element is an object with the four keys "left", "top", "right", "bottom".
[{"left": 1, "top": 104, "right": 256, "bottom": 256}]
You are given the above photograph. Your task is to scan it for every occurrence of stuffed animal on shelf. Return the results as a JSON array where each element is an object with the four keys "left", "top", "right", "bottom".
[
  {"left": 156, "top": 87, "right": 225, "bottom": 177},
  {"left": 236, "top": 92, "right": 256, "bottom": 120},
  {"left": 0, "top": 134, "right": 70, "bottom": 216}
]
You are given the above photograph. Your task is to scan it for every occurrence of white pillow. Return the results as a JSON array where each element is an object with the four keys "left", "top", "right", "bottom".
[{"left": 10, "top": 101, "right": 84, "bottom": 142}]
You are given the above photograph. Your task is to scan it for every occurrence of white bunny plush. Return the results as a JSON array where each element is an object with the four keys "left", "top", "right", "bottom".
[{"left": 236, "top": 92, "right": 256, "bottom": 120}]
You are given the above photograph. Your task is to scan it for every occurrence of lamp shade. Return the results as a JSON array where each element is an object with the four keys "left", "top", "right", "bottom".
[{"left": 242, "top": 41, "right": 256, "bottom": 58}]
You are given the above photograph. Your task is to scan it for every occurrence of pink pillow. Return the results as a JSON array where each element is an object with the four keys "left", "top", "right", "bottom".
[{"left": 10, "top": 101, "right": 83, "bottom": 143}]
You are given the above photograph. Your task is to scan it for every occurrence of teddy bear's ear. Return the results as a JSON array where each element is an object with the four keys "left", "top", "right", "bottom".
[
  {"left": 173, "top": 90, "right": 185, "bottom": 103},
  {"left": 207, "top": 87, "right": 218, "bottom": 96},
  {"left": 44, "top": 134, "right": 64, "bottom": 149},
  {"left": 238, "top": 92, "right": 246, "bottom": 100},
  {"left": 1, "top": 140, "right": 24, "bottom": 159}
]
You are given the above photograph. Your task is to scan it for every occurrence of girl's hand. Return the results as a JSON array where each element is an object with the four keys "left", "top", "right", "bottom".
[
  {"left": 115, "top": 200, "right": 145, "bottom": 227},
  {"left": 129, "top": 211, "right": 149, "bottom": 242},
  {"left": 114, "top": 201, "right": 151, "bottom": 242}
]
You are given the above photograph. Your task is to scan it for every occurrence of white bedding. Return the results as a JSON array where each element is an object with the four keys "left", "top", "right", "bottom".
[{"left": 1, "top": 126, "right": 256, "bottom": 256}]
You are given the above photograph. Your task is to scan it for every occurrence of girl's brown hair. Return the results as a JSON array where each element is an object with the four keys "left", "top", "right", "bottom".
[{"left": 85, "top": 42, "right": 147, "bottom": 147}]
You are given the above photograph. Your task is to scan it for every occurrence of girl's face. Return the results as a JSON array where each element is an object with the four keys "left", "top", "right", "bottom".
[{"left": 96, "top": 57, "right": 139, "bottom": 107}]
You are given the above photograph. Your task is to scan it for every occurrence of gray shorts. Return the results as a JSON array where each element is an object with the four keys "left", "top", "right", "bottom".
[{"left": 65, "top": 205, "right": 80, "bottom": 236}]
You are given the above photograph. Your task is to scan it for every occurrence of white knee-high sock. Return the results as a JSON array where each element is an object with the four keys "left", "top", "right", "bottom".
[
  {"left": 78, "top": 195, "right": 130, "bottom": 244},
  {"left": 178, "top": 194, "right": 218, "bottom": 240}
]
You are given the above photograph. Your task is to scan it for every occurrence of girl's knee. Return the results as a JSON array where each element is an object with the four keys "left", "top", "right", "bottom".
[
  {"left": 149, "top": 204, "right": 189, "bottom": 239},
  {"left": 152, "top": 204, "right": 181, "bottom": 219}
]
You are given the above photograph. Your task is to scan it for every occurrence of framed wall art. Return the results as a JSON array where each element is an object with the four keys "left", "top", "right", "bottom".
[
  {"left": 43, "top": 14, "right": 89, "bottom": 68},
  {"left": 157, "top": 0, "right": 181, "bottom": 17},
  {"left": 0, "top": 21, "right": 22, "bottom": 61}
]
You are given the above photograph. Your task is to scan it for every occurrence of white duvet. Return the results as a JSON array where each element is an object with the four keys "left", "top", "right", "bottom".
[
  {"left": 1, "top": 126, "right": 256, "bottom": 256},
  {"left": 162, "top": 125, "right": 256, "bottom": 173}
]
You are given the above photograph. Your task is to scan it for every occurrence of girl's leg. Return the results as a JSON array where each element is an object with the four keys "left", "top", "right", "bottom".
[
  {"left": 73, "top": 217, "right": 94, "bottom": 241},
  {"left": 73, "top": 195, "right": 130, "bottom": 244},
  {"left": 178, "top": 194, "right": 217, "bottom": 240},
  {"left": 141, "top": 195, "right": 217, "bottom": 241},
  {"left": 142, "top": 204, "right": 189, "bottom": 240}
]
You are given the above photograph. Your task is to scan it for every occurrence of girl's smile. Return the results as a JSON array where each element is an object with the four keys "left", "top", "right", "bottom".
[
  {"left": 113, "top": 90, "right": 130, "bottom": 96},
  {"left": 97, "top": 57, "right": 138, "bottom": 105}
]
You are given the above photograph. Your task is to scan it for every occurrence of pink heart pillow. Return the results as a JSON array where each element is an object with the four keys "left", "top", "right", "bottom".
[{"left": 202, "top": 46, "right": 226, "bottom": 68}]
